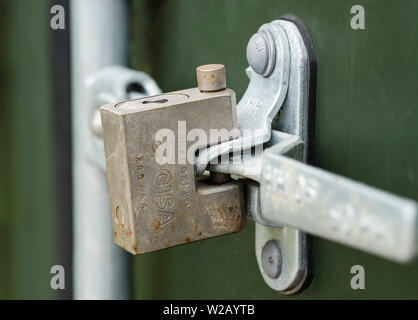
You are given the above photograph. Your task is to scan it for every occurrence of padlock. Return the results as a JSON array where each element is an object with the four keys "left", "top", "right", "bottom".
[{"left": 100, "top": 64, "right": 246, "bottom": 254}]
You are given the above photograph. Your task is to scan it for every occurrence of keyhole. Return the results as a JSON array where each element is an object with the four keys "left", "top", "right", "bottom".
[{"left": 142, "top": 99, "right": 168, "bottom": 104}]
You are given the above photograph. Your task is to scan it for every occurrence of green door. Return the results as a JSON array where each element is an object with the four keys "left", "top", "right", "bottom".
[
  {"left": 131, "top": 0, "right": 418, "bottom": 299},
  {"left": 1, "top": 0, "right": 417, "bottom": 300}
]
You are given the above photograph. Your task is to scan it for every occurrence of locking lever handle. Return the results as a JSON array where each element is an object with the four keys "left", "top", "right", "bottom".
[
  {"left": 210, "top": 128, "right": 418, "bottom": 262},
  {"left": 261, "top": 137, "right": 418, "bottom": 263}
]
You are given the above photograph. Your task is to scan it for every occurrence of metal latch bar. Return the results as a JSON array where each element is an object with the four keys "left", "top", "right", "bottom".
[{"left": 261, "top": 148, "right": 418, "bottom": 262}]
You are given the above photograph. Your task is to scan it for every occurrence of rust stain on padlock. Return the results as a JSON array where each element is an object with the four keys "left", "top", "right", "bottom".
[{"left": 101, "top": 86, "right": 246, "bottom": 254}]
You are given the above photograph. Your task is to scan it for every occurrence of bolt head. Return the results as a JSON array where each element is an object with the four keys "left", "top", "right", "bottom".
[
  {"left": 247, "top": 33, "right": 269, "bottom": 75},
  {"left": 261, "top": 240, "right": 282, "bottom": 279}
]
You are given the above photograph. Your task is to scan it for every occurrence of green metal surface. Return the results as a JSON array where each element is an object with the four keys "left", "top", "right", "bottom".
[
  {"left": 131, "top": 0, "right": 418, "bottom": 299},
  {"left": 0, "top": 0, "right": 56, "bottom": 299},
  {"left": 0, "top": 0, "right": 417, "bottom": 300}
]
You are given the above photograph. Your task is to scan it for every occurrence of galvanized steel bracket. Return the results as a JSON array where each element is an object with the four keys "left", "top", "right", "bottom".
[
  {"left": 207, "top": 17, "right": 314, "bottom": 293},
  {"left": 210, "top": 16, "right": 418, "bottom": 293},
  {"left": 254, "top": 18, "right": 313, "bottom": 293}
]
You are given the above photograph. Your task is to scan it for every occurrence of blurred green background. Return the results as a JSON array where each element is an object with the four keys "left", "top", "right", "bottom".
[
  {"left": 0, "top": 0, "right": 56, "bottom": 299},
  {"left": 1, "top": 0, "right": 418, "bottom": 299}
]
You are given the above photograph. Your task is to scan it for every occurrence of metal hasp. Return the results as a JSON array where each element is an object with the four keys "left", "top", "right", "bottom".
[
  {"left": 254, "top": 18, "right": 418, "bottom": 264},
  {"left": 208, "top": 16, "right": 418, "bottom": 293},
  {"left": 204, "top": 17, "right": 312, "bottom": 293},
  {"left": 252, "top": 17, "right": 312, "bottom": 294}
]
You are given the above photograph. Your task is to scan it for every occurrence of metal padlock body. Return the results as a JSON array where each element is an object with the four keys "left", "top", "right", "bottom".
[{"left": 101, "top": 88, "right": 246, "bottom": 254}]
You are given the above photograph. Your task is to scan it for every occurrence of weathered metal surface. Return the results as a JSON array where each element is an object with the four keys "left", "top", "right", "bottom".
[{"left": 101, "top": 87, "right": 246, "bottom": 254}]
